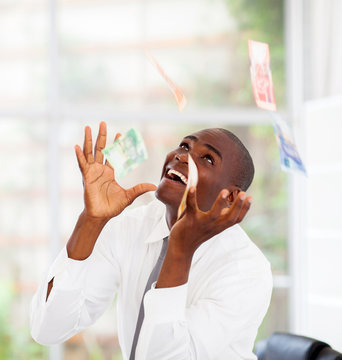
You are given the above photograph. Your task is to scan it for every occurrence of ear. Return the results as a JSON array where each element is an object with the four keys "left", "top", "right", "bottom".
[{"left": 227, "top": 186, "right": 241, "bottom": 207}]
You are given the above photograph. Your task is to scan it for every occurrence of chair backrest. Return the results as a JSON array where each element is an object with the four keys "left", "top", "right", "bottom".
[
  {"left": 316, "top": 347, "right": 342, "bottom": 360},
  {"left": 254, "top": 339, "right": 267, "bottom": 360},
  {"left": 254, "top": 332, "right": 342, "bottom": 360}
]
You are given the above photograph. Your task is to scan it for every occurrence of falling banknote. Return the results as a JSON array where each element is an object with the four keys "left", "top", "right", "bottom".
[
  {"left": 145, "top": 50, "right": 187, "bottom": 112},
  {"left": 102, "top": 128, "right": 148, "bottom": 178},
  {"left": 270, "top": 113, "right": 306, "bottom": 175},
  {"left": 248, "top": 40, "right": 277, "bottom": 112},
  {"left": 177, "top": 154, "right": 198, "bottom": 219}
]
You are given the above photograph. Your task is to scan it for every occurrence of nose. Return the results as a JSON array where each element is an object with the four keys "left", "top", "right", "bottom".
[{"left": 175, "top": 153, "right": 188, "bottom": 163}]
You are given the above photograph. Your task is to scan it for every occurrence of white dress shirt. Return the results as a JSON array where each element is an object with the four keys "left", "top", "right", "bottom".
[{"left": 30, "top": 199, "right": 273, "bottom": 360}]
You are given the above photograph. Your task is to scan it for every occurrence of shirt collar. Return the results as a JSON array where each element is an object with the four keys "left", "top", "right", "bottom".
[
  {"left": 144, "top": 208, "right": 211, "bottom": 263},
  {"left": 144, "top": 202, "right": 169, "bottom": 244}
]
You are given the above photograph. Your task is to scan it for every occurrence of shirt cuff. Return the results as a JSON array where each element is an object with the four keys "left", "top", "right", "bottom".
[
  {"left": 143, "top": 282, "right": 188, "bottom": 324},
  {"left": 47, "top": 246, "right": 91, "bottom": 291}
]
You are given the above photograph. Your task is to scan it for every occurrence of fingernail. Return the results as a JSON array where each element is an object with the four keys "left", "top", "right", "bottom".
[
  {"left": 190, "top": 187, "right": 195, "bottom": 194},
  {"left": 248, "top": 196, "right": 252, "bottom": 203},
  {"left": 240, "top": 193, "right": 246, "bottom": 200}
]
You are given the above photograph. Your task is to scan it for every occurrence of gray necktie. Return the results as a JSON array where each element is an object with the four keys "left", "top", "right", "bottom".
[{"left": 129, "top": 236, "right": 169, "bottom": 360}]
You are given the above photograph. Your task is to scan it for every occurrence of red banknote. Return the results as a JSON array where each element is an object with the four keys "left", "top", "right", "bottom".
[
  {"left": 248, "top": 40, "right": 277, "bottom": 112},
  {"left": 145, "top": 50, "right": 187, "bottom": 112}
]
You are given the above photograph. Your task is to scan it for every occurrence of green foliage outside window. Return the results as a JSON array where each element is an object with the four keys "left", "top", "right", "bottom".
[
  {"left": 0, "top": 280, "right": 48, "bottom": 360},
  {"left": 226, "top": 0, "right": 285, "bottom": 107}
]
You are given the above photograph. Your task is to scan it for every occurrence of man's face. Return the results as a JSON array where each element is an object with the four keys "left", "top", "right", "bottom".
[{"left": 155, "top": 129, "right": 239, "bottom": 212}]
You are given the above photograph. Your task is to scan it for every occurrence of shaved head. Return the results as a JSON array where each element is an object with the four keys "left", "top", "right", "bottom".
[{"left": 216, "top": 128, "right": 255, "bottom": 191}]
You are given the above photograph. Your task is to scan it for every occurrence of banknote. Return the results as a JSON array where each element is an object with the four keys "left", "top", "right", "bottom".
[
  {"left": 177, "top": 154, "right": 198, "bottom": 219},
  {"left": 102, "top": 128, "right": 148, "bottom": 178},
  {"left": 248, "top": 40, "right": 277, "bottom": 112},
  {"left": 270, "top": 113, "right": 306, "bottom": 175},
  {"left": 145, "top": 50, "right": 187, "bottom": 112}
]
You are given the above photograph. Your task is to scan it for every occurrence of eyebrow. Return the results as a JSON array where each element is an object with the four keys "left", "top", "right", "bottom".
[{"left": 183, "top": 135, "right": 222, "bottom": 160}]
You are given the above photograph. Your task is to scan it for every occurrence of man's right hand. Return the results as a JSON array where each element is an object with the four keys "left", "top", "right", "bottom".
[
  {"left": 62, "top": 122, "right": 156, "bottom": 261},
  {"left": 46, "top": 121, "right": 156, "bottom": 298},
  {"left": 75, "top": 122, "right": 157, "bottom": 221}
]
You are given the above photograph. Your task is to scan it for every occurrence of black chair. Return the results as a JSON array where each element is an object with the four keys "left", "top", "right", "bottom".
[{"left": 255, "top": 332, "right": 342, "bottom": 360}]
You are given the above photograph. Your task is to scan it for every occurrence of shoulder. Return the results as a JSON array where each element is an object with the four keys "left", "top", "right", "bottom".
[
  {"left": 218, "top": 224, "right": 271, "bottom": 271},
  {"left": 214, "top": 225, "right": 272, "bottom": 300},
  {"left": 189, "top": 225, "right": 272, "bottom": 320},
  {"left": 192, "top": 224, "right": 272, "bottom": 288},
  {"left": 207, "top": 225, "right": 273, "bottom": 294}
]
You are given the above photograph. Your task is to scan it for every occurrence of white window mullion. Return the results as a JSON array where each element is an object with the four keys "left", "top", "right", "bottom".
[{"left": 48, "top": 0, "right": 63, "bottom": 359}]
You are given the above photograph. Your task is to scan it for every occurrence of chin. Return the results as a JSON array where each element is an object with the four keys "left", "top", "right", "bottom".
[{"left": 155, "top": 179, "right": 183, "bottom": 208}]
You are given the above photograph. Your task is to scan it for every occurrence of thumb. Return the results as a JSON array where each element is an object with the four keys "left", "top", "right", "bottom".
[
  {"left": 126, "top": 183, "right": 157, "bottom": 204},
  {"left": 186, "top": 186, "right": 198, "bottom": 214}
]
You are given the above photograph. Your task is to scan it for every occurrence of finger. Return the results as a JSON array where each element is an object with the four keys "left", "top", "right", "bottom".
[
  {"left": 83, "top": 126, "right": 94, "bottom": 163},
  {"left": 222, "top": 191, "right": 246, "bottom": 222},
  {"left": 235, "top": 196, "right": 252, "bottom": 223},
  {"left": 210, "top": 189, "right": 230, "bottom": 219},
  {"left": 125, "top": 183, "right": 157, "bottom": 204},
  {"left": 94, "top": 122, "right": 107, "bottom": 164},
  {"left": 75, "top": 145, "right": 87, "bottom": 173},
  {"left": 114, "top": 132, "right": 122, "bottom": 141},
  {"left": 185, "top": 186, "right": 198, "bottom": 214}
]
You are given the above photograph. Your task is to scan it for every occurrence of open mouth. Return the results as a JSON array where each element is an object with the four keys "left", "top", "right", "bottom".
[{"left": 165, "top": 169, "right": 188, "bottom": 185}]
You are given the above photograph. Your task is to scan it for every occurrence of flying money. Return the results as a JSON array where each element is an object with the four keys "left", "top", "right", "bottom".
[
  {"left": 270, "top": 113, "right": 306, "bottom": 175},
  {"left": 145, "top": 50, "right": 187, "bottom": 112},
  {"left": 177, "top": 154, "right": 198, "bottom": 219},
  {"left": 102, "top": 128, "right": 148, "bottom": 178},
  {"left": 248, "top": 40, "right": 277, "bottom": 112}
]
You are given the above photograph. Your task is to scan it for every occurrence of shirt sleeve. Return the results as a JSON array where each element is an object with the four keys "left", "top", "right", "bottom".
[
  {"left": 30, "top": 225, "right": 121, "bottom": 346},
  {"left": 135, "top": 264, "right": 273, "bottom": 360}
]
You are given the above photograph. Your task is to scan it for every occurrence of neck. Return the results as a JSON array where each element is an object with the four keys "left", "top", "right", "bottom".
[{"left": 165, "top": 204, "right": 178, "bottom": 230}]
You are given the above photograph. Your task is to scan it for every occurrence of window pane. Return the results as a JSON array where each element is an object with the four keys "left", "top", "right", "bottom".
[
  {"left": 0, "top": 119, "right": 288, "bottom": 358},
  {"left": 59, "top": 0, "right": 285, "bottom": 110},
  {"left": 0, "top": 1, "right": 288, "bottom": 358},
  {"left": 58, "top": 121, "right": 288, "bottom": 358},
  {"left": 0, "top": 2, "right": 48, "bottom": 110},
  {"left": 0, "top": 118, "right": 48, "bottom": 359}
]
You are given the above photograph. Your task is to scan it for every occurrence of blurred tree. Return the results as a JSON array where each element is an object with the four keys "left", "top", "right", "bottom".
[
  {"left": 0, "top": 280, "right": 48, "bottom": 359},
  {"left": 226, "top": 0, "right": 285, "bottom": 107}
]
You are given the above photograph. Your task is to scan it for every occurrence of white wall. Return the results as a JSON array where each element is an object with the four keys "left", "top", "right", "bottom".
[{"left": 302, "top": 95, "right": 342, "bottom": 351}]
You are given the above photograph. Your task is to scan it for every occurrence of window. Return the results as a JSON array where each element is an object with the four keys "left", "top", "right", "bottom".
[{"left": 0, "top": 0, "right": 288, "bottom": 358}]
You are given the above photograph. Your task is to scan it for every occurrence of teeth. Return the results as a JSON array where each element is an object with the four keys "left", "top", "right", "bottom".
[{"left": 167, "top": 169, "right": 188, "bottom": 185}]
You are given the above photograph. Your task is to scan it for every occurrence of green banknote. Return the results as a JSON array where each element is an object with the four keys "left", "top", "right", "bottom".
[{"left": 102, "top": 128, "right": 148, "bottom": 178}]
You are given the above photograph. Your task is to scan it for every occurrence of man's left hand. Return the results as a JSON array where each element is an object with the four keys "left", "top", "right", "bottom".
[{"left": 169, "top": 187, "right": 252, "bottom": 258}]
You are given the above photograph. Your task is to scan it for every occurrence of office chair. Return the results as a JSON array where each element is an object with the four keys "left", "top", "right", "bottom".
[{"left": 254, "top": 332, "right": 342, "bottom": 360}]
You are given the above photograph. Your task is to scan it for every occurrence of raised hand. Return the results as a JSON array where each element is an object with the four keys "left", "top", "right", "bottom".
[
  {"left": 169, "top": 187, "right": 252, "bottom": 257},
  {"left": 75, "top": 122, "right": 157, "bottom": 220},
  {"left": 156, "top": 188, "right": 251, "bottom": 288}
]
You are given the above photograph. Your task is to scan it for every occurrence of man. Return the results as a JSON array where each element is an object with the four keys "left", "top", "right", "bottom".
[{"left": 30, "top": 122, "right": 272, "bottom": 359}]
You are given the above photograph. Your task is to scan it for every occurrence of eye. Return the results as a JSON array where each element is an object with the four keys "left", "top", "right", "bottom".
[
  {"left": 179, "top": 142, "right": 189, "bottom": 151},
  {"left": 203, "top": 154, "right": 214, "bottom": 165}
]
